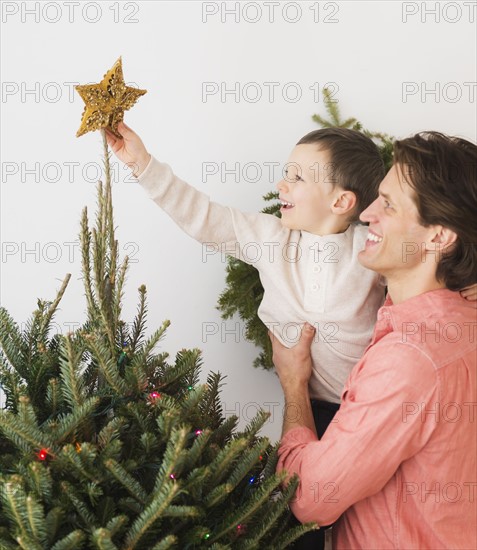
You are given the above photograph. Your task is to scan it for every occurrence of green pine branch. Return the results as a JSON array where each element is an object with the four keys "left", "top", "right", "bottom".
[
  {"left": 234, "top": 476, "right": 302, "bottom": 548},
  {"left": 104, "top": 458, "right": 148, "bottom": 505},
  {"left": 208, "top": 471, "right": 288, "bottom": 543},
  {"left": 58, "top": 334, "right": 86, "bottom": 409},
  {"left": 50, "top": 530, "right": 87, "bottom": 550},
  {"left": 123, "top": 480, "right": 181, "bottom": 549}
]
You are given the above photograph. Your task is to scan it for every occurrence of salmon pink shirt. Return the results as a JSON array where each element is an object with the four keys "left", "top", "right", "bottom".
[{"left": 277, "top": 289, "right": 477, "bottom": 549}]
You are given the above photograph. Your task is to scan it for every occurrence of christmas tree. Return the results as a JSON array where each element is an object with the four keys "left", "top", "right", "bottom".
[
  {"left": 217, "top": 89, "right": 394, "bottom": 370},
  {"left": 0, "top": 59, "right": 316, "bottom": 549}
]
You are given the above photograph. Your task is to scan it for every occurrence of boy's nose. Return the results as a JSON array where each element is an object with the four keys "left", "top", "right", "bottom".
[{"left": 277, "top": 179, "right": 287, "bottom": 193}]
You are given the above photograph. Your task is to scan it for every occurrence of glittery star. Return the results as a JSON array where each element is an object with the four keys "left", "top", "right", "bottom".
[{"left": 75, "top": 57, "right": 146, "bottom": 138}]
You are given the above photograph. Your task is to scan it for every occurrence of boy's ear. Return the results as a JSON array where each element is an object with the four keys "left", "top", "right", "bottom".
[{"left": 331, "top": 190, "right": 357, "bottom": 216}]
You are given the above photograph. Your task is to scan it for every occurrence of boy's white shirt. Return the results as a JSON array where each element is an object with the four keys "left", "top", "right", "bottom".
[{"left": 137, "top": 156, "right": 386, "bottom": 403}]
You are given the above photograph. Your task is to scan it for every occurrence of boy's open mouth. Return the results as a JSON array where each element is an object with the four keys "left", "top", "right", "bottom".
[{"left": 280, "top": 200, "right": 295, "bottom": 210}]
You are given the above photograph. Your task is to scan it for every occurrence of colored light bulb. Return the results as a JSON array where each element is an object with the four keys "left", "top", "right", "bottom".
[{"left": 38, "top": 449, "right": 48, "bottom": 461}]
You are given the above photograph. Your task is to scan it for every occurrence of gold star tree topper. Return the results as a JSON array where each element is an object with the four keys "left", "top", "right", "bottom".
[{"left": 75, "top": 57, "right": 146, "bottom": 138}]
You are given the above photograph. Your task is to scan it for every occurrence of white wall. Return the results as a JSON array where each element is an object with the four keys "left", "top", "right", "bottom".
[{"left": 1, "top": 1, "right": 476, "bottom": 441}]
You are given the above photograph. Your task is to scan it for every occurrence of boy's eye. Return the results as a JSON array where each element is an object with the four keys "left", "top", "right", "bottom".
[
  {"left": 384, "top": 199, "right": 393, "bottom": 209},
  {"left": 284, "top": 168, "right": 303, "bottom": 182}
]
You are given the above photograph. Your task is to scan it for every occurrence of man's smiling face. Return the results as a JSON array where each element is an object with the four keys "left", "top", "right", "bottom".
[{"left": 358, "top": 163, "right": 439, "bottom": 279}]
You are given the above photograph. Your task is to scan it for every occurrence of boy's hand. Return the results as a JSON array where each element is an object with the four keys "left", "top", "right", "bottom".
[
  {"left": 460, "top": 283, "right": 477, "bottom": 303},
  {"left": 105, "top": 121, "right": 151, "bottom": 178}
]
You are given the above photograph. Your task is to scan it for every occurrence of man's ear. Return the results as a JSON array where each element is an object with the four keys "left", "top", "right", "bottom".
[
  {"left": 331, "top": 190, "right": 357, "bottom": 216},
  {"left": 426, "top": 226, "right": 458, "bottom": 251}
]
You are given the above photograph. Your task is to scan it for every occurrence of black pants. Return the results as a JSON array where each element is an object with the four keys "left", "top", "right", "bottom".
[{"left": 288, "top": 399, "right": 340, "bottom": 550}]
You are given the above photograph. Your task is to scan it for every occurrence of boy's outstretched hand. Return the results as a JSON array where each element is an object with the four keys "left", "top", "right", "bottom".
[{"left": 105, "top": 121, "right": 151, "bottom": 178}]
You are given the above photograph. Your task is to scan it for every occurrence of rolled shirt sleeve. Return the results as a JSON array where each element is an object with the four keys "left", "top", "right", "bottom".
[{"left": 277, "top": 339, "right": 440, "bottom": 526}]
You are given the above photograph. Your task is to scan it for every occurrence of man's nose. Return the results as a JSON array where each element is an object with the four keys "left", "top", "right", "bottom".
[{"left": 360, "top": 198, "right": 379, "bottom": 223}]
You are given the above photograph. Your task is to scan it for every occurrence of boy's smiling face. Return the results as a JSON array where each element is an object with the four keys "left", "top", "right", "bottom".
[{"left": 277, "top": 143, "right": 347, "bottom": 235}]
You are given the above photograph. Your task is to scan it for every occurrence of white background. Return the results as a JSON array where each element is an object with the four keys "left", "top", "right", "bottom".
[{"left": 1, "top": 0, "right": 476, "bottom": 441}]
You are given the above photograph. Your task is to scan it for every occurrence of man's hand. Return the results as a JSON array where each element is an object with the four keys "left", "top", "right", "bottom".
[
  {"left": 105, "top": 121, "right": 151, "bottom": 178},
  {"left": 269, "top": 323, "right": 317, "bottom": 437},
  {"left": 269, "top": 323, "right": 315, "bottom": 390}
]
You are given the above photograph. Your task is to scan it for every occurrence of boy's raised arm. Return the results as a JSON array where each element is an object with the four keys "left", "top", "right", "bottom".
[{"left": 106, "top": 122, "right": 286, "bottom": 264}]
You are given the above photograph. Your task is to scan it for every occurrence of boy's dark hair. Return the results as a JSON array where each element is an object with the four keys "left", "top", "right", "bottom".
[
  {"left": 393, "top": 131, "right": 477, "bottom": 290},
  {"left": 297, "top": 128, "right": 385, "bottom": 222}
]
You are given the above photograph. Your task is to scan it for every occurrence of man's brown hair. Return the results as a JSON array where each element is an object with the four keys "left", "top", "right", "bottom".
[
  {"left": 393, "top": 131, "right": 477, "bottom": 290},
  {"left": 297, "top": 128, "right": 385, "bottom": 222}
]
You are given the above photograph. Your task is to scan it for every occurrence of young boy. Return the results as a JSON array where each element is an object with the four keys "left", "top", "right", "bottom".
[
  {"left": 106, "top": 122, "right": 476, "bottom": 549},
  {"left": 107, "top": 124, "right": 386, "bottom": 406}
]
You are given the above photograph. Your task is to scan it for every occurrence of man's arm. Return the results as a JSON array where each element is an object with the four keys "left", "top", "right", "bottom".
[
  {"left": 272, "top": 329, "right": 439, "bottom": 526},
  {"left": 269, "top": 324, "right": 317, "bottom": 438}
]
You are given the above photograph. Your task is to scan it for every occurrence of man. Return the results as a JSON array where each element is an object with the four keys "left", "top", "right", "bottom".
[{"left": 273, "top": 132, "right": 477, "bottom": 549}]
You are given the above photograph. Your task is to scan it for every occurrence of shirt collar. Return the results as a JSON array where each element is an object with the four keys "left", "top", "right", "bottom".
[
  {"left": 300, "top": 223, "right": 355, "bottom": 245},
  {"left": 378, "top": 288, "right": 465, "bottom": 334}
]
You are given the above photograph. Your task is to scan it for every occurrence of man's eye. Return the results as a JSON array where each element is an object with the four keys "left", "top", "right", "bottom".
[{"left": 384, "top": 200, "right": 393, "bottom": 209}]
